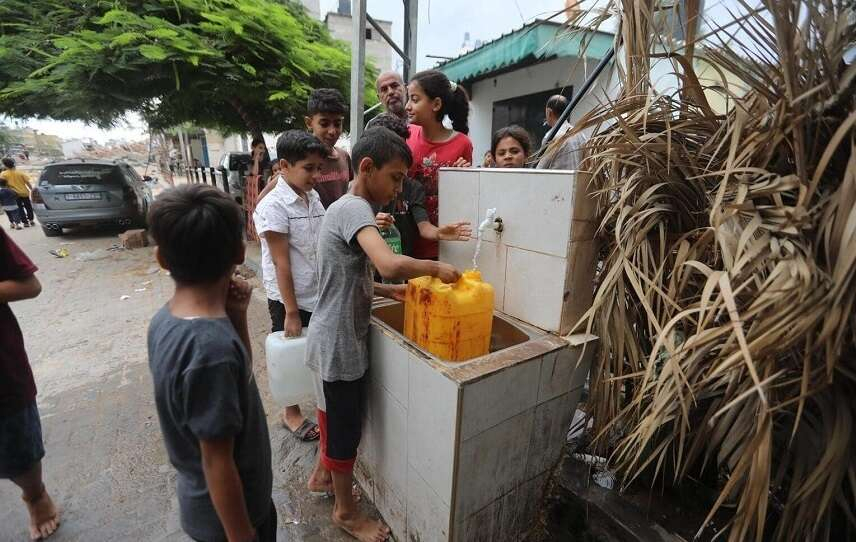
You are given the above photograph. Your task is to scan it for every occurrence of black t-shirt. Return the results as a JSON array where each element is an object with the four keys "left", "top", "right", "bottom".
[
  {"left": 0, "top": 227, "right": 37, "bottom": 414},
  {"left": 147, "top": 306, "right": 272, "bottom": 541},
  {"left": 373, "top": 178, "right": 429, "bottom": 257}
]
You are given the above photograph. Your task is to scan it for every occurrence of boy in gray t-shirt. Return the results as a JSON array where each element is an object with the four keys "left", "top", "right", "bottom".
[
  {"left": 147, "top": 185, "right": 275, "bottom": 542},
  {"left": 305, "top": 127, "right": 460, "bottom": 542}
]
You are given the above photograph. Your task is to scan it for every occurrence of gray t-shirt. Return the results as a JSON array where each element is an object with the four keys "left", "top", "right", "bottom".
[
  {"left": 305, "top": 194, "right": 377, "bottom": 381},
  {"left": 147, "top": 306, "right": 272, "bottom": 542}
]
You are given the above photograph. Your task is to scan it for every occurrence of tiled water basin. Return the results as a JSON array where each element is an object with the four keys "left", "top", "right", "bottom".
[{"left": 371, "top": 301, "right": 537, "bottom": 368}]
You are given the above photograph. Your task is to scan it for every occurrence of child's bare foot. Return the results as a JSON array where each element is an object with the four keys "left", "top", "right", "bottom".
[
  {"left": 23, "top": 488, "right": 60, "bottom": 540},
  {"left": 307, "top": 468, "right": 333, "bottom": 493},
  {"left": 333, "top": 510, "right": 390, "bottom": 542},
  {"left": 308, "top": 476, "right": 362, "bottom": 501}
]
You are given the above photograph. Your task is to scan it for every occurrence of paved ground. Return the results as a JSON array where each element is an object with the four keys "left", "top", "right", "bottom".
[{"left": 0, "top": 221, "right": 372, "bottom": 541}]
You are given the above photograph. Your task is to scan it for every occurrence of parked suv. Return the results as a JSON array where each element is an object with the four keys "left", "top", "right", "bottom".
[{"left": 32, "top": 160, "right": 153, "bottom": 237}]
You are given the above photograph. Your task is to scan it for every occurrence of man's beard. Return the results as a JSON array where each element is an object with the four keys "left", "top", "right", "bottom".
[{"left": 386, "top": 98, "right": 406, "bottom": 118}]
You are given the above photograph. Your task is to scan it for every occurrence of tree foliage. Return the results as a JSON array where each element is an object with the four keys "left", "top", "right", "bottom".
[{"left": 0, "top": 0, "right": 377, "bottom": 136}]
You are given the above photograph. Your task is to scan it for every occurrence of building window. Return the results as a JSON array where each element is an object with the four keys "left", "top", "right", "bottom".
[
  {"left": 491, "top": 87, "right": 573, "bottom": 148},
  {"left": 365, "top": 28, "right": 373, "bottom": 40}
]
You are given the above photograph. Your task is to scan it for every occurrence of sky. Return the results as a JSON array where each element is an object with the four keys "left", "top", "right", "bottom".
[{"left": 8, "top": 0, "right": 744, "bottom": 143}]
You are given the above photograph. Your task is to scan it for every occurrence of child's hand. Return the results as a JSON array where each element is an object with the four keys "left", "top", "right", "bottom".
[
  {"left": 284, "top": 312, "right": 303, "bottom": 338},
  {"left": 226, "top": 277, "right": 253, "bottom": 317},
  {"left": 386, "top": 284, "right": 407, "bottom": 302},
  {"left": 437, "top": 222, "right": 472, "bottom": 241},
  {"left": 376, "top": 212, "right": 394, "bottom": 230},
  {"left": 451, "top": 157, "right": 472, "bottom": 168},
  {"left": 434, "top": 262, "right": 461, "bottom": 284}
]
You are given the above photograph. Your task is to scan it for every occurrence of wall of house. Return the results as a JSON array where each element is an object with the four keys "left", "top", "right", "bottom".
[
  {"left": 326, "top": 12, "right": 394, "bottom": 72},
  {"left": 468, "top": 56, "right": 612, "bottom": 161}
]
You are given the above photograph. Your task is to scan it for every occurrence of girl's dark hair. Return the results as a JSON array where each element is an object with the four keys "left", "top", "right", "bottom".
[
  {"left": 491, "top": 125, "right": 532, "bottom": 157},
  {"left": 410, "top": 69, "right": 470, "bottom": 135},
  {"left": 367, "top": 113, "right": 410, "bottom": 140},
  {"left": 250, "top": 137, "right": 265, "bottom": 148}
]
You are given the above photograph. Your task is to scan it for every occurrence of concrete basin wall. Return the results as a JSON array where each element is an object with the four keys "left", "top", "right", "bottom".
[{"left": 359, "top": 301, "right": 597, "bottom": 541}]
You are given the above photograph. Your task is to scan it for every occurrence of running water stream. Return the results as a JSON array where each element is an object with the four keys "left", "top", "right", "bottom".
[{"left": 472, "top": 208, "right": 497, "bottom": 269}]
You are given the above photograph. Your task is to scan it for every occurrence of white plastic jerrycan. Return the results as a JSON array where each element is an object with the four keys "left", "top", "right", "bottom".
[{"left": 265, "top": 330, "right": 315, "bottom": 406}]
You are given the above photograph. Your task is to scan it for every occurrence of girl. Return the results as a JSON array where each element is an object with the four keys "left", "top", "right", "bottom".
[
  {"left": 491, "top": 125, "right": 531, "bottom": 168},
  {"left": 405, "top": 69, "right": 473, "bottom": 260}
]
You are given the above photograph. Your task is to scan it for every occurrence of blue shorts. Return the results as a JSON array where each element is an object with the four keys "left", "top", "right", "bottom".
[{"left": 0, "top": 401, "right": 45, "bottom": 479}]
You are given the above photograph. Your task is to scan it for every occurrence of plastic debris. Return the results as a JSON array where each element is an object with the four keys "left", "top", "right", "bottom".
[
  {"left": 120, "top": 295, "right": 131, "bottom": 300},
  {"left": 134, "top": 288, "right": 147, "bottom": 293},
  {"left": 49, "top": 248, "right": 69, "bottom": 258}
]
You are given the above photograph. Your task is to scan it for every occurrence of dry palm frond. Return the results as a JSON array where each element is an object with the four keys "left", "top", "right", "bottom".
[{"left": 564, "top": 0, "right": 856, "bottom": 540}]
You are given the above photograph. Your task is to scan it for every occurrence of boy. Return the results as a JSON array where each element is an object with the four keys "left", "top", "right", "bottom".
[
  {"left": 368, "top": 113, "right": 472, "bottom": 256},
  {"left": 147, "top": 185, "right": 274, "bottom": 542},
  {"left": 0, "top": 226, "right": 60, "bottom": 540},
  {"left": 1, "top": 179, "right": 23, "bottom": 229},
  {"left": 258, "top": 89, "right": 352, "bottom": 208},
  {"left": 0, "top": 158, "right": 34, "bottom": 228},
  {"left": 305, "top": 127, "right": 460, "bottom": 542},
  {"left": 253, "top": 131, "right": 327, "bottom": 442}
]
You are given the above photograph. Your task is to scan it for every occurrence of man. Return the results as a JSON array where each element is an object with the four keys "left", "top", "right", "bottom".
[
  {"left": 541, "top": 94, "right": 569, "bottom": 148},
  {"left": 366, "top": 72, "right": 408, "bottom": 129}
]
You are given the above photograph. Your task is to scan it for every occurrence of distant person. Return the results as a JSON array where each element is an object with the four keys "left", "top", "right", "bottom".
[
  {"left": 367, "top": 72, "right": 408, "bottom": 128},
  {"left": 1, "top": 179, "right": 24, "bottom": 230},
  {"left": 481, "top": 150, "right": 495, "bottom": 168},
  {"left": 0, "top": 226, "right": 60, "bottom": 540},
  {"left": 542, "top": 94, "right": 569, "bottom": 148},
  {"left": 537, "top": 129, "right": 587, "bottom": 171},
  {"left": 0, "top": 158, "right": 34, "bottom": 228},
  {"left": 491, "top": 125, "right": 532, "bottom": 168},
  {"left": 250, "top": 137, "right": 270, "bottom": 183},
  {"left": 253, "top": 131, "right": 326, "bottom": 443},
  {"left": 405, "top": 69, "right": 474, "bottom": 260},
  {"left": 368, "top": 113, "right": 471, "bottom": 256},
  {"left": 147, "top": 185, "right": 275, "bottom": 542},
  {"left": 305, "top": 127, "right": 460, "bottom": 542}
]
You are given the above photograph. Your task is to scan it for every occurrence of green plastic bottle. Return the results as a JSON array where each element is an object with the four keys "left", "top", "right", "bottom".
[{"left": 381, "top": 223, "right": 402, "bottom": 255}]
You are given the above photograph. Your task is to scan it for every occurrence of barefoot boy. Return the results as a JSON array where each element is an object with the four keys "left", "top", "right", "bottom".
[
  {"left": 253, "top": 131, "right": 327, "bottom": 442},
  {"left": 147, "top": 185, "right": 275, "bottom": 542},
  {"left": 0, "top": 226, "right": 59, "bottom": 540},
  {"left": 306, "top": 127, "right": 460, "bottom": 541}
]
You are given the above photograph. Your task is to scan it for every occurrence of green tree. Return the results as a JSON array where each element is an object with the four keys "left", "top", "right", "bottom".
[{"left": 0, "top": 0, "right": 376, "bottom": 138}]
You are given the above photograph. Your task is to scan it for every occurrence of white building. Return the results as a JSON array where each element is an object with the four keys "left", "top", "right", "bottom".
[
  {"left": 438, "top": 21, "right": 615, "bottom": 161},
  {"left": 325, "top": 1, "right": 394, "bottom": 72}
]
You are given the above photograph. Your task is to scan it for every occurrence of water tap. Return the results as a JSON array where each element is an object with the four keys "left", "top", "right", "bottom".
[{"left": 478, "top": 208, "right": 502, "bottom": 235}]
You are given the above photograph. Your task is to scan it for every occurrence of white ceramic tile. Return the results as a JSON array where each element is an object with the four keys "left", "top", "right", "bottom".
[
  {"left": 504, "top": 247, "right": 568, "bottom": 332},
  {"left": 499, "top": 472, "right": 549, "bottom": 540},
  {"left": 525, "top": 392, "right": 576, "bottom": 481},
  {"left": 368, "top": 326, "right": 409, "bottom": 409},
  {"left": 439, "top": 239, "right": 506, "bottom": 310},
  {"left": 438, "top": 168, "right": 480, "bottom": 234},
  {"left": 407, "top": 353, "right": 459, "bottom": 506},
  {"left": 453, "top": 497, "right": 505, "bottom": 542},
  {"left": 537, "top": 346, "right": 586, "bottom": 404},
  {"left": 477, "top": 169, "right": 574, "bottom": 258},
  {"left": 459, "top": 356, "right": 541, "bottom": 440},
  {"left": 369, "top": 386, "right": 409, "bottom": 502},
  {"left": 407, "top": 464, "right": 451, "bottom": 542},
  {"left": 455, "top": 409, "right": 535, "bottom": 519}
]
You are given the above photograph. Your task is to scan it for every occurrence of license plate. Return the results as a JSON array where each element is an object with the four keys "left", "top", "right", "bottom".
[{"left": 65, "top": 192, "right": 102, "bottom": 201}]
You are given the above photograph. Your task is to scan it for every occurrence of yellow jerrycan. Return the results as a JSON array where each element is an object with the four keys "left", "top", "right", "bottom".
[{"left": 404, "top": 270, "right": 494, "bottom": 361}]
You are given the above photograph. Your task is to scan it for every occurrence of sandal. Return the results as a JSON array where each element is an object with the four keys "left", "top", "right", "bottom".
[{"left": 287, "top": 419, "right": 320, "bottom": 442}]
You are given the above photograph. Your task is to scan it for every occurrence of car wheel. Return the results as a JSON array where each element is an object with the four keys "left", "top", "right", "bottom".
[{"left": 42, "top": 225, "right": 62, "bottom": 237}]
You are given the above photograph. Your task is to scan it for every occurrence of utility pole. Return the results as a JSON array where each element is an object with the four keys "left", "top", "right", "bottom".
[{"left": 350, "top": 0, "right": 367, "bottom": 143}]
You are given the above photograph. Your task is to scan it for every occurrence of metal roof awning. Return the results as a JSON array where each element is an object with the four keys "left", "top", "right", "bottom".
[{"left": 437, "top": 20, "right": 614, "bottom": 85}]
